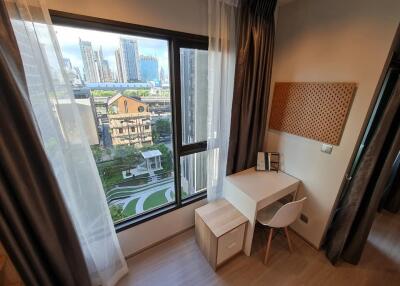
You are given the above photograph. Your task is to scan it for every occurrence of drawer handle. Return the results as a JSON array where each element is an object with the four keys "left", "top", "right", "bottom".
[{"left": 227, "top": 242, "right": 236, "bottom": 249}]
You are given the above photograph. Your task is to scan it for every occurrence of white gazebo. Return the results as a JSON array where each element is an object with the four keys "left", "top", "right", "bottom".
[{"left": 141, "top": 150, "right": 163, "bottom": 172}]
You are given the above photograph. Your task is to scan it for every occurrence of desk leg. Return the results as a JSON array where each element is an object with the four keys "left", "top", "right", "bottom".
[
  {"left": 292, "top": 188, "right": 299, "bottom": 201},
  {"left": 292, "top": 182, "right": 300, "bottom": 201},
  {"left": 243, "top": 222, "right": 255, "bottom": 256}
]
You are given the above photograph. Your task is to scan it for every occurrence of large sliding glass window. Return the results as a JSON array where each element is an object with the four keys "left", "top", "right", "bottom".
[
  {"left": 176, "top": 44, "right": 208, "bottom": 200},
  {"left": 52, "top": 12, "right": 208, "bottom": 230}
]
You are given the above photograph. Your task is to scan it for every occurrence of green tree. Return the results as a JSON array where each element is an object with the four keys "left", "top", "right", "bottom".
[
  {"left": 90, "top": 145, "right": 103, "bottom": 162},
  {"left": 137, "top": 89, "right": 150, "bottom": 97},
  {"left": 113, "top": 145, "right": 137, "bottom": 159},
  {"left": 91, "top": 90, "right": 118, "bottom": 97},
  {"left": 90, "top": 145, "right": 115, "bottom": 163},
  {"left": 154, "top": 119, "right": 171, "bottom": 138},
  {"left": 152, "top": 128, "right": 160, "bottom": 143},
  {"left": 113, "top": 145, "right": 143, "bottom": 170},
  {"left": 109, "top": 205, "right": 126, "bottom": 222},
  {"left": 141, "top": 144, "right": 172, "bottom": 172},
  {"left": 160, "top": 89, "right": 170, "bottom": 97},
  {"left": 122, "top": 89, "right": 137, "bottom": 97},
  {"left": 158, "top": 144, "right": 172, "bottom": 171}
]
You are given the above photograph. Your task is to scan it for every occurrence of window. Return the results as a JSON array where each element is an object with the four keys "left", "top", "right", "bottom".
[
  {"left": 176, "top": 43, "right": 208, "bottom": 201},
  {"left": 52, "top": 12, "right": 208, "bottom": 230},
  {"left": 180, "top": 48, "right": 208, "bottom": 145},
  {"left": 180, "top": 151, "right": 207, "bottom": 199}
]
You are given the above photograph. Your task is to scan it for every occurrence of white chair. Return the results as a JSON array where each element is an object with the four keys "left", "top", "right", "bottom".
[{"left": 256, "top": 197, "right": 307, "bottom": 264}]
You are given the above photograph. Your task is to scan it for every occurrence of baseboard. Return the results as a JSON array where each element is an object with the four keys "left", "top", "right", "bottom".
[
  {"left": 289, "top": 226, "right": 320, "bottom": 251},
  {"left": 124, "top": 224, "right": 320, "bottom": 261},
  {"left": 125, "top": 226, "right": 195, "bottom": 260}
]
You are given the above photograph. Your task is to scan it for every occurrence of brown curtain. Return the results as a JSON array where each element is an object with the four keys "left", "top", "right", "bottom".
[
  {"left": 325, "top": 77, "right": 400, "bottom": 264},
  {"left": 226, "top": 0, "right": 277, "bottom": 175},
  {"left": 0, "top": 3, "right": 91, "bottom": 286},
  {"left": 380, "top": 152, "right": 400, "bottom": 213}
]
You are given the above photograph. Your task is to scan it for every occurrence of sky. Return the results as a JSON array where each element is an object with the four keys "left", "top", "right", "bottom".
[{"left": 54, "top": 25, "right": 169, "bottom": 77}]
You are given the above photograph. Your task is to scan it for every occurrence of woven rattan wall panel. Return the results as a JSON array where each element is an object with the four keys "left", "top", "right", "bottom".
[{"left": 269, "top": 82, "right": 356, "bottom": 145}]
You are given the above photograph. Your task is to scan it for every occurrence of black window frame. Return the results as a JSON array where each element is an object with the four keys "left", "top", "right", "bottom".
[
  {"left": 50, "top": 11, "right": 208, "bottom": 232},
  {"left": 173, "top": 39, "right": 209, "bottom": 207}
]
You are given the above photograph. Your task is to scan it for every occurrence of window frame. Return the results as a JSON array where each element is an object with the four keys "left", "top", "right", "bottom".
[
  {"left": 173, "top": 40, "right": 208, "bottom": 206},
  {"left": 50, "top": 10, "right": 208, "bottom": 232}
]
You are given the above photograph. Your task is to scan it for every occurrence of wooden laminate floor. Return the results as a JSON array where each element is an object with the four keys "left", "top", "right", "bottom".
[{"left": 117, "top": 211, "right": 400, "bottom": 286}]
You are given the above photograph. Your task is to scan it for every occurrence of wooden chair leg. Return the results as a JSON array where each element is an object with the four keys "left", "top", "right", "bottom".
[
  {"left": 284, "top": 227, "right": 293, "bottom": 252},
  {"left": 264, "top": 228, "right": 274, "bottom": 264}
]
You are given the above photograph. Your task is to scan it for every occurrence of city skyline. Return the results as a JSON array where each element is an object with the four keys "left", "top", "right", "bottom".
[
  {"left": 119, "top": 37, "right": 141, "bottom": 82},
  {"left": 140, "top": 55, "right": 159, "bottom": 82},
  {"left": 55, "top": 25, "right": 169, "bottom": 83}
]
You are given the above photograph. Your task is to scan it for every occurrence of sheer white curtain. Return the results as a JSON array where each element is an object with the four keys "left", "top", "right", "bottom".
[
  {"left": 207, "top": 0, "right": 239, "bottom": 201},
  {"left": 6, "top": 1, "right": 128, "bottom": 285}
]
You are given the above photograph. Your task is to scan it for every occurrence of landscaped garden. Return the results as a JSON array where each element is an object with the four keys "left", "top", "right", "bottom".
[
  {"left": 143, "top": 188, "right": 170, "bottom": 211},
  {"left": 108, "top": 185, "right": 189, "bottom": 223},
  {"left": 105, "top": 176, "right": 174, "bottom": 202},
  {"left": 91, "top": 143, "right": 173, "bottom": 192},
  {"left": 122, "top": 198, "right": 139, "bottom": 217}
]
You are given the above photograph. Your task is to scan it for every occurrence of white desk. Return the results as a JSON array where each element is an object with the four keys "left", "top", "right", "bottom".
[{"left": 223, "top": 168, "right": 300, "bottom": 256}]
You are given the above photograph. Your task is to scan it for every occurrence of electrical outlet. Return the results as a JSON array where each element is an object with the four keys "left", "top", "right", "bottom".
[
  {"left": 300, "top": 213, "right": 309, "bottom": 224},
  {"left": 321, "top": 144, "right": 333, "bottom": 154}
]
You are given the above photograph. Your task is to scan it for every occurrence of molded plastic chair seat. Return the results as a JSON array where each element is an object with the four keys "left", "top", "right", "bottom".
[
  {"left": 256, "top": 197, "right": 307, "bottom": 265},
  {"left": 257, "top": 201, "right": 283, "bottom": 226}
]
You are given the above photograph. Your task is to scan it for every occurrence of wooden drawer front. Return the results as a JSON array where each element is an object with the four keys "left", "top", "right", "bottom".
[{"left": 217, "top": 223, "right": 245, "bottom": 264}]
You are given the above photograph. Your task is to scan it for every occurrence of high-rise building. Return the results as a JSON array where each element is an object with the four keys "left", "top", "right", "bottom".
[
  {"left": 74, "top": 67, "right": 83, "bottom": 82},
  {"left": 180, "top": 49, "right": 208, "bottom": 144},
  {"left": 140, "top": 55, "right": 159, "bottom": 82},
  {"left": 64, "top": 58, "right": 72, "bottom": 70},
  {"left": 79, "top": 38, "right": 99, "bottom": 83},
  {"left": 159, "top": 66, "right": 166, "bottom": 84},
  {"left": 63, "top": 57, "right": 83, "bottom": 86},
  {"left": 92, "top": 46, "right": 113, "bottom": 83},
  {"left": 115, "top": 49, "right": 125, "bottom": 83},
  {"left": 102, "top": 60, "right": 113, "bottom": 82},
  {"left": 79, "top": 40, "right": 113, "bottom": 83},
  {"left": 179, "top": 48, "right": 208, "bottom": 196},
  {"left": 119, "top": 37, "right": 141, "bottom": 82},
  {"left": 94, "top": 50, "right": 104, "bottom": 82}
]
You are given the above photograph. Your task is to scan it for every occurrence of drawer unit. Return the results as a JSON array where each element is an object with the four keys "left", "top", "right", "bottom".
[
  {"left": 195, "top": 199, "right": 248, "bottom": 270},
  {"left": 217, "top": 223, "right": 246, "bottom": 264}
]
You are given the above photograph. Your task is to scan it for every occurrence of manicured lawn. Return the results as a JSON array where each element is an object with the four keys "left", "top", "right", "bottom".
[
  {"left": 123, "top": 198, "right": 139, "bottom": 217},
  {"left": 143, "top": 188, "right": 169, "bottom": 211},
  {"left": 117, "top": 177, "right": 150, "bottom": 187},
  {"left": 106, "top": 187, "right": 147, "bottom": 199},
  {"left": 113, "top": 187, "right": 190, "bottom": 221},
  {"left": 106, "top": 178, "right": 174, "bottom": 202}
]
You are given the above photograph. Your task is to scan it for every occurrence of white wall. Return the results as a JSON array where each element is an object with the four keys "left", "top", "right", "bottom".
[
  {"left": 46, "top": 0, "right": 208, "bottom": 36},
  {"left": 118, "top": 199, "right": 206, "bottom": 256},
  {"left": 265, "top": 0, "right": 400, "bottom": 248},
  {"left": 46, "top": 0, "right": 208, "bottom": 256}
]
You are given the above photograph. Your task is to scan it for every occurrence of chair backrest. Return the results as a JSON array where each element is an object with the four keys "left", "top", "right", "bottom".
[{"left": 267, "top": 197, "right": 307, "bottom": 228}]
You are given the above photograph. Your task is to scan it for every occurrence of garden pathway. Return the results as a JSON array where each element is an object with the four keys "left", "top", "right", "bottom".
[{"left": 110, "top": 179, "right": 174, "bottom": 214}]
